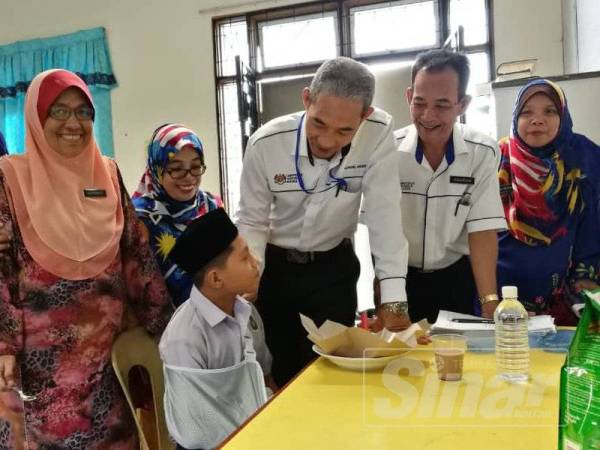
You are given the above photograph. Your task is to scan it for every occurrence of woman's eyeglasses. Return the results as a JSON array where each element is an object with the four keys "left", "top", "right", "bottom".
[
  {"left": 166, "top": 165, "right": 206, "bottom": 179},
  {"left": 48, "top": 105, "right": 95, "bottom": 121}
]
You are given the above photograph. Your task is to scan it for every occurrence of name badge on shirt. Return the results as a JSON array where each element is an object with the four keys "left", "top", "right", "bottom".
[
  {"left": 450, "top": 176, "right": 475, "bottom": 185},
  {"left": 83, "top": 188, "right": 107, "bottom": 198},
  {"left": 273, "top": 173, "right": 298, "bottom": 185}
]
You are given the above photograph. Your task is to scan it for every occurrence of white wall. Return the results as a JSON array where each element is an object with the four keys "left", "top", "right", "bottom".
[
  {"left": 493, "top": 75, "right": 600, "bottom": 143},
  {"left": 0, "top": 0, "right": 569, "bottom": 192},
  {"left": 576, "top": 0, "right": 600, "bottom": 72},
  {"left": 493, "top": 0, "right": 564, "bottom": 77},
  {"left": 0, "top": 0, "right": 298, "bottom": 193},
  {"left": 562, "top": 0, "right": 579, "bottom": 73}
]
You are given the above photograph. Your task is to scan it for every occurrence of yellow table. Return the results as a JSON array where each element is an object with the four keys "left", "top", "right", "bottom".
[{"left": 221, "top": 348, "right": 564, "bottom": 450}]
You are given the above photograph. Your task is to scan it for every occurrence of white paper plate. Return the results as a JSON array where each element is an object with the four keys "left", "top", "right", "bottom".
[{"left": 312, "top": 345, "right": 409, "bottom": 371}]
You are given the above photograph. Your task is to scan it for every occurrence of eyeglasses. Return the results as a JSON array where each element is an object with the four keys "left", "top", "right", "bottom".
[
  {"left": 48, "top": 105, "right": 95, "bottom": 121},
  {"left": 165, "top": 165, "right": 206, "bottom": 179}
]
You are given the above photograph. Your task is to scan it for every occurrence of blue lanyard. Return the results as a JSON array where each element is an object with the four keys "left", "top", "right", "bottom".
[{"left": 294, "top": 113, "right": 348, "bottom": 195}]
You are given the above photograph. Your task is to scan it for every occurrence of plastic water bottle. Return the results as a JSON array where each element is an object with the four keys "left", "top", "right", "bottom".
[{"left": 494, "top": 285, "right": 529, "bottom": 382}]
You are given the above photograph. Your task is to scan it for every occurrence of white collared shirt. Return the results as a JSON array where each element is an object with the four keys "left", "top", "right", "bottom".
[
  {"left": 236, "top": 108, "right": 409, "bottom": 303},
  {"left": 394, "top": 123, "right": 507, "bottom": 271},
  {"left": 159, "top": 286, "right": 272, "bottom": 373}
]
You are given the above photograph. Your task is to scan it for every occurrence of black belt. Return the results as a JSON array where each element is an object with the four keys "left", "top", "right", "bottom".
[{"left": 266, "top": 239, "right": 352, "bottom": 264}]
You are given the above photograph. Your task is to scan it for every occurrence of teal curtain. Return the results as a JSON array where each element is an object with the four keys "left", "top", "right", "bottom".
[{"left": 0, "top": 27, "right": 117, "bottom": 156}]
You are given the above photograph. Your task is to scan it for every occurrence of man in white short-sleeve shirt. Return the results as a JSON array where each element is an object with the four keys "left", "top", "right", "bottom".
[
  {"left": 237, "top": 57, "right": 410, "bottom": 386},
  {"left": 392, "top": 49, "right": 506, "bottom": 322}
]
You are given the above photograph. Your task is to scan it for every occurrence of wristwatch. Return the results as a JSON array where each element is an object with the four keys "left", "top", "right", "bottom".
[
  {"left": 378, "top": 301, "right": 409, "bottom": 316},
  {"left": 479, "top": 294, "right": 499, "bottom": 305}
]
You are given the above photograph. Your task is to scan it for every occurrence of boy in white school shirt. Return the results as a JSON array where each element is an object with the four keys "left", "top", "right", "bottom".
[{"left": 159, "top": 208, "right": 276, "bottom": 450}]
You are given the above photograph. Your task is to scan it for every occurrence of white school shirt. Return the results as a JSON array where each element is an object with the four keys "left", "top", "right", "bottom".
[
  {"left": 236, "top": 108, "right": 409, "bottom": 304},
  {"left": 159, "top": 286, "right": 272, "bottom": 374},
  {"left": 394, "top": 123, "right": 507, "bottom": 271}
]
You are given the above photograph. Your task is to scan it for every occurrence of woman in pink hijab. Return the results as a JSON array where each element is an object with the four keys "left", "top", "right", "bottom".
[{"left": 0, "top": 69, "right": 172, "bottom": 449}]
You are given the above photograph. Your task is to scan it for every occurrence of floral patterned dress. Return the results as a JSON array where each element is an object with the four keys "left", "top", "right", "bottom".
[{"left": 0, "top": 171, "right": 173, "bottom": 450}]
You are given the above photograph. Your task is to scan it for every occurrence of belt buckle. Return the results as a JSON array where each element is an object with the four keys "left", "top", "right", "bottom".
[{"left": 286, "top": 249, "right": 313, "bottom": 264}]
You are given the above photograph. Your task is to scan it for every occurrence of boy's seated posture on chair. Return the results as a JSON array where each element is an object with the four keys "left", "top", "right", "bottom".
[{"left": 159, "top": 208, "right": 275, "bottom": 450}]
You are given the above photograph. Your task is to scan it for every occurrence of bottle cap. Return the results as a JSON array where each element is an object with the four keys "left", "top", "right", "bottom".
[{"left": 501, "top": 286, "right": 518, "bottom": 299}]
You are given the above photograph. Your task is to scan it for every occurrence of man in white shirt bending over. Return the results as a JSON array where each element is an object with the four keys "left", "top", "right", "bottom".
[{"left": 237, "top": 56, "right": 410, "bottom": 386}]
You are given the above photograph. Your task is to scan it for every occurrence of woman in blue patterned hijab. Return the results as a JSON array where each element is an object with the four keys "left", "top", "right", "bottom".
[
  {"left": 497, "top": 79, "right": 600, "bottom": 323},
  {"left": 132, "top": 123, "right": 222, "bottom": 306}
]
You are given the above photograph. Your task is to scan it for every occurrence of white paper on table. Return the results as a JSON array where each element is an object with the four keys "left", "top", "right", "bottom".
[
  {"left": 299, "top": 314, "right": 424, "bottom": 357},
  {"left": 431, "top": 310, "right": 556, "bottom": 333},
  {"left": 300, "top": 315, "right": 347, "bottom": 340}
]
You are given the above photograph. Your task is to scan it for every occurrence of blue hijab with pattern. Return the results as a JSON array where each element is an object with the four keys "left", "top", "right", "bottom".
[
  {"left": 499, "top": 79, "right": 600, "bottom": 246},
  {"left": 132, "top": 123, "right": 222, "bottom": 306}
]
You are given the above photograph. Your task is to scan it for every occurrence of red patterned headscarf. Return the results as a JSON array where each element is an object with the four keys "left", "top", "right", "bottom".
[{"left": 498, "top": 79, "right": 584, "bottom": 246}]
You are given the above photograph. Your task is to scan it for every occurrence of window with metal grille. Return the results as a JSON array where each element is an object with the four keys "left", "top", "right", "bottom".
[
  {"left": 351, "top": 1, "right": 438, "bottom": 56},
  {"left": 213, "top": 0, "right": 493, "bottom": 215}
]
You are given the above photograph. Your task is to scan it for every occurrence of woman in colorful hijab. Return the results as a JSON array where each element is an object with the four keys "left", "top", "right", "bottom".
[
  {"left": 0, "top": 69, "right": 172, "bottom": 449},
  {"left": 132, "top": 123, "right": 223, "bottom": 307},
  {"left": 497, "top": 78, "right": 600, "bottom": 325}
]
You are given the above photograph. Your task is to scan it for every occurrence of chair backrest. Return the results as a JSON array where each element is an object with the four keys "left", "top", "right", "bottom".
[{"left": 112, "top": 326, "right": 174, "bottom": 450}]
